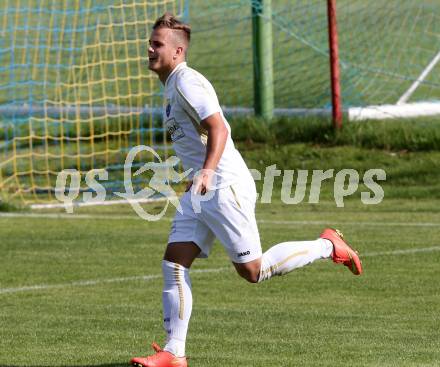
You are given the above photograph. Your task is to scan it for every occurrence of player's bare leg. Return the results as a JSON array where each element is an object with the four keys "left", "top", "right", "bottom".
[
  {"left": 131, "top": 242, "right": 200, "bottom": 367},
  {"left": 233, "top": 258, "right": 261, "bottom": 283},
  {"left": 164, "top": 242, "right": 201, "bottom": 268}
]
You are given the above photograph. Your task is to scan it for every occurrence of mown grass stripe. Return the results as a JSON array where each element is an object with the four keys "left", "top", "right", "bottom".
[
  {"left": 1, "top": 246, "right": 439, "bottom": 296},
  {"left": 0, "top": 267, "right": 228, "bottom": 295},
  {"left": 1, "top": 212, "right": 439, "bottom": 227}
]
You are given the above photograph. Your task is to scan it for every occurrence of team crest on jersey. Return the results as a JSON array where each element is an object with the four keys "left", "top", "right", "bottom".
[
  {"left": 166, "top": 117, "right": 185, "bottom": 142},
  {"left": 166, "top": 103, "right": 171, "bottom": 117}
]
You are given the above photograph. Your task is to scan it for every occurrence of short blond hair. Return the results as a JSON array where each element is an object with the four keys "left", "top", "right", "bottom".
[{"left": 153, "top": 13, "right": 191, "bottom": 44}]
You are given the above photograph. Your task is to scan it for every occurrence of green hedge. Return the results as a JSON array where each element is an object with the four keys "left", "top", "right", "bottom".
[{"left": 229, "top": 116, "right": 440, "bottom": 151}]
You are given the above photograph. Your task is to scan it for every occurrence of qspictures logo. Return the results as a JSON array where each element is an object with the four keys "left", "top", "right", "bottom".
[{"left": 55, "top": 145, "right": 386, "bottom": 221}]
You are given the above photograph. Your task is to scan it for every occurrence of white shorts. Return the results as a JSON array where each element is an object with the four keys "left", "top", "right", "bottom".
[{"left": 168, "top": 182, "right": 262, "bottom": 263}]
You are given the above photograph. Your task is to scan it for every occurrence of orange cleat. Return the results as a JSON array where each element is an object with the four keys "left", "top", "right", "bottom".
[
  {"left": 130, "top": 343, "right": 188, "bottom": 367},
  {"left": 320, "top": 228, "right": 363, "bottom": 275}
]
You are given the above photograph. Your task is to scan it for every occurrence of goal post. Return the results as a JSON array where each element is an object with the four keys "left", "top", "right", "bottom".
[
  {"left": 327, "top": 0, "right": 342, "bottom": 128},
  {"left": 250, "top": 0, "right": 343, "bottom": 127},
  {"left": 251, "top": 0, "right": 274, "bottom": 120}
]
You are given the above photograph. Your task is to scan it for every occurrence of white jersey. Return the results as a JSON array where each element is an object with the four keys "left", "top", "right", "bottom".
[{"left": 163, "top": 62, "right": 253, "bottom": 189}]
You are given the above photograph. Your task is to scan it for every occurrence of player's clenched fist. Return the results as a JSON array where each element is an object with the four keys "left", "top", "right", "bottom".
[{"left": 191, "top": 169, "right": 214, "bottom": 195}]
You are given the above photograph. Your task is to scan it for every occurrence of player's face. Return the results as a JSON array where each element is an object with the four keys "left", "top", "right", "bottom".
[{"left": 148, "top": 28, "right": 178, "bottom": 77}]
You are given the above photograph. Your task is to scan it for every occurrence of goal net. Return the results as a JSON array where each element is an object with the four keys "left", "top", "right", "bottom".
[
  {"left": 0, "top": 0, "right": 185, "bottom": 206},
  {"left": 188, "top": 0, "right": 440, "bottom": 119},
  {"left": 1, "top": 0, "right": 439, "bottom": 206}
]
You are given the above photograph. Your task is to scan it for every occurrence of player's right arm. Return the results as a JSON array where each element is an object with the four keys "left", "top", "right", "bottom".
[
  {"left": 193, "top": 112, "right": 228, "bottom": 194},
  {"left": 175, "top": 71, "right": 228, "bottom": 194}
]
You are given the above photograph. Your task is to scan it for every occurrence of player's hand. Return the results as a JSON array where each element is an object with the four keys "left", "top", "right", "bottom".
[{"left": 192, "top": 169, "right": 214, "bottom": 195}]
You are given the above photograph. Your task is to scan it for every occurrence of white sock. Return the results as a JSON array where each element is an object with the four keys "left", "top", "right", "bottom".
[
  {"left": 162, "top": 260, "right": 192, "bottom": 357},
  {"left": 258, "top": 238, "right": 333, "bottom": 282}
]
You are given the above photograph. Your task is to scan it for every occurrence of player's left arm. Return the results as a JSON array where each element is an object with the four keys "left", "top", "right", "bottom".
[{"left": 191, "top": 113, "right": 228, "bottom": 194}]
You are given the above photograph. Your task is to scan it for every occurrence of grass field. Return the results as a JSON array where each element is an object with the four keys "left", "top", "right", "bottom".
[
  {"left": 1, "top": 141, "right": 440, "bottom": 366},
  {"left": 1, "top": 1, "right": 440, "bottom": 365}
]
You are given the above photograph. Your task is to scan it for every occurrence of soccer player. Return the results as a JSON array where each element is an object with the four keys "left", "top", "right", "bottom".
[{"left": 130, "top": 13, "right": 363, "bottom": 367}]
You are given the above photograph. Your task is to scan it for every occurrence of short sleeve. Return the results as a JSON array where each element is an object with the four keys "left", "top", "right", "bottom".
[{"left": 175, "top": 71, "right": 221, "bottom": 123}]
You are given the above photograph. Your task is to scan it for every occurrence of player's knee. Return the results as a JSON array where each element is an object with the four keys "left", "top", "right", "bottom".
[
  {"left": 237, "top": 267, "right": 260, "bottom": 283},
  {"left": 234, "top": 258, "right": 262, "bottom": 283},
  {"left": 244, "top": 272, "right": 260, "bottom": 284}
]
